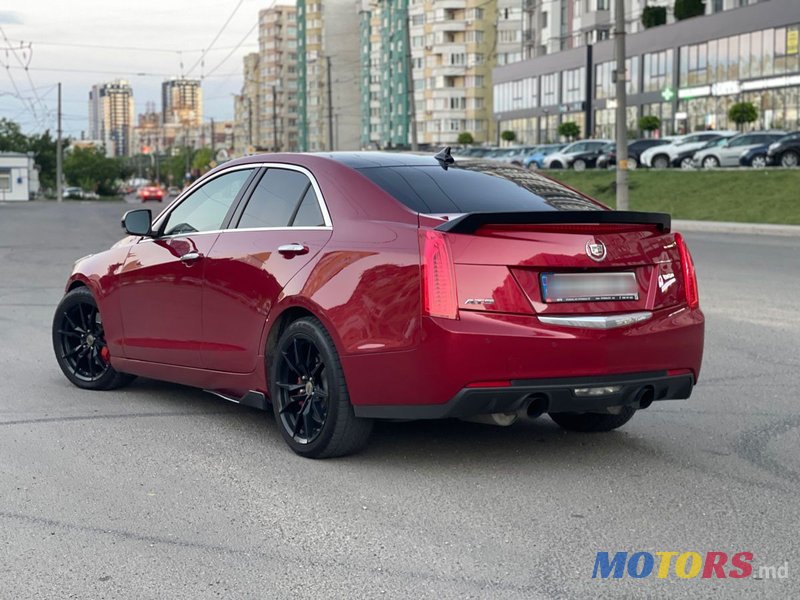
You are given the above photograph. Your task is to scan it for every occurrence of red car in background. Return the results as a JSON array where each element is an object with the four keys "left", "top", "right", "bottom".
[
  {"left": 138, "top": 185, "right": 164, "bottom": 202},
  {"left": 52, "top": 151, "right": 704, "bottom": 458}
]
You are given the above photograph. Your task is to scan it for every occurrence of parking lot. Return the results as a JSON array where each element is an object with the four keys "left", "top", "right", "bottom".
[{"left": 1, "top": 200, "right": 799, "bottom": 598}]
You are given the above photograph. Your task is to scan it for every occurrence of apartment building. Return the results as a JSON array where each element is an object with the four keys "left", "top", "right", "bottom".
[
  {"left": 259, "top": 4, "right": 300, "bottom": 152},
  {"left": 88, "top": 80, "right": 135, "bottom": 157},
  {"left": 233, "top": 53, "right": 261, "bottom": 156},
  {"left": 162, "top": 78, "right": 203, "bottom": 127},
  {"left": 298, "top": 0, "right": 360, "bottom": 151}
]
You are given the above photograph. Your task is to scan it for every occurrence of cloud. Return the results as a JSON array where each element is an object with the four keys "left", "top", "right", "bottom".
[{"left": 0, "top": 11, "right": 23, "bottom": 24}]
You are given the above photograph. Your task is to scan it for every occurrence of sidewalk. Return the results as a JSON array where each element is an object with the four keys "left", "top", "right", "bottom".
[{"left": 673, "top": 219, "right": 800, "bottom": 237}]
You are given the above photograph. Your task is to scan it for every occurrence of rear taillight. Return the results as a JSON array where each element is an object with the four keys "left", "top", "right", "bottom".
[
  {"left": 420, "top": 229, "right": 458, "bottom": 319},
  {"left": 674, "top": 233, "right": 699, "bottom": 309}
]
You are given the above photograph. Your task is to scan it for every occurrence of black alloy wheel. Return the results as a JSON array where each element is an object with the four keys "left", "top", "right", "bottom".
[
  {"left": 52, "top": 287, "right": 134, "bottom": 390},
  {"left": 271, "top": 317, "right": 372, "bottom": 458},
  {"left": 275, "top": 335, "right": 330, "bottom": 445}
]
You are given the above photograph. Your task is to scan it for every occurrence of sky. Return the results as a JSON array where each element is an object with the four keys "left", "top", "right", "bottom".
[{"left": 0, "top": 1, "right": 279, "bottom": 138}]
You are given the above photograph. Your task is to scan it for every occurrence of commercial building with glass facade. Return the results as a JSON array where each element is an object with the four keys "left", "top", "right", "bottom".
[{"left": 493, "top": 0, "right": 800, "bottom": 143}]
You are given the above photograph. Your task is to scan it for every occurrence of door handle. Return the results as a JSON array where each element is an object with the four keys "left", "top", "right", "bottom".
[
  {"left": 277, "top": 243, "right": 308, "bottom": 256},
  {"left": 180, "top": 251, "right": 202, "bottom": 263}
]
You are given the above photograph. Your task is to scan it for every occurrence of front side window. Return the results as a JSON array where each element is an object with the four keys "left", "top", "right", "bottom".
[
  {"left": 238, "top": 168, "right": 324, "bottom": 229},
  {"left": 161, "top": 169, "right": 253, "bottom": 236}
]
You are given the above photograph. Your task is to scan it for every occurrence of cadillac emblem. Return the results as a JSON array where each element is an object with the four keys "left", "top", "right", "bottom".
[{"left": 585, "top": 240, "right": 607, "bottom": 262}]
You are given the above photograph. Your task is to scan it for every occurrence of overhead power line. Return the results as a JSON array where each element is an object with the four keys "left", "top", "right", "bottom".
[{"left": 186, "top": 0, "right": 246, "bottom": 77}]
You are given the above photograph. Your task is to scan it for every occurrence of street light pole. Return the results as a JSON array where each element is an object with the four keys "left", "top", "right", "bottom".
[{"left": 614, "top": 0, "right": 629, "bottom": 210}]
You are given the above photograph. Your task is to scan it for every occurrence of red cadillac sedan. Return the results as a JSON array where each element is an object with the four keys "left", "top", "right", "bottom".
[{"left": 52, "top": 151, "right": 704, "bottom": 458}]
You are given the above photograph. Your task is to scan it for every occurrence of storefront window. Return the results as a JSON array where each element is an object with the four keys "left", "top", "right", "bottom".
[
  {"left": 751, "top": 30, "right": 762, "bottom": 78},
  {"left": 707, "top": 40, "right": 717, "bottom": 84},
  {"left": 627, "top": 56, "right": 639, "bottom": 94},
  {"left": 717, "top": 37, "right": 728, "bottom": 81},
  {"left": 775, "top": 27, "right": 787, "bottom": 74},
  {"left": 739, "top": 32, "right": 750, "bottom": 80},
  {"left": 728, "top": 35, "right": 739, "bottom": 80}
]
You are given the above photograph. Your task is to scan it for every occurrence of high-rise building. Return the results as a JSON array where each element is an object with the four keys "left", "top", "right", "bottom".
[
  {"left": 413, "top": 0, "right": 498, "bottom": 146},
  {"left": 88, "top": 80, "right": 135, "bottom": 157},
  {"left": 359, "top": 0, "right": 498, "bottom": 148},
  {"left": 358, "top": 0, "right": 412, "bottom": 149},
  {"left": 233, "top": 53, "right": 261, "bottom": 156},
  {"left": 297, "top": 0, "right": 360, "bottom": 151},
  {"left": 161, "top": 77, "right": 203, "bottom": 126},
  {"left": 259, "top": 4, "right": 299, "bottom": 152}
]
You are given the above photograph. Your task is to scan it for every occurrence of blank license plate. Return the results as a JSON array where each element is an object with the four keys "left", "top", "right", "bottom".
[{"left": 540, "top": 272, "right": 639, "bottom": 303}]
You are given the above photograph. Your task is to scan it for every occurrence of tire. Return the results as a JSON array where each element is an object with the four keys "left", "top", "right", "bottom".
[
  {"left": 750, "top": 155, "right": 767, "bottom": 169},
  {"left": 702, "top": 156, "right": 720, "bottom": 169},
  {"left": 781, "top": 151, "right": 799, "bottom": 167},
  {"left": 549, "top": 161, "right": 563, "bottom": 169},
  {"left": 573, "top": 158, "right": 586, "bottom": 171},
  {"left": 652, "top": 155, "right": 669, "bottom": 169},
  {"left": 549, "top": 406, "right": 637, "bottom": 432},
  {"left": 680, "top": 157, "right": 694, "bottom": 170},
  {"left": 52, "top": 287, "right": 135, "bottom": 390},
  {"left": 627, "top": 157, "right": 638, "bottom": 170},
  {"left": 270, "top": 317, "right": 372, "bottom": 458}
]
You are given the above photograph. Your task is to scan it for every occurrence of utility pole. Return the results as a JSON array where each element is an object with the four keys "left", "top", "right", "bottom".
[
  {"left": 210, "top": 117, "right": 216, "bottom": 157},
  {"left": 614, "top": 0, "right": 629, "bottom": 210},
  {"left": 272, "top": 85, "right": 278, "bottom": 152},
  {"left": 325, "top": 55, "right": 334, "bottom": 151},
  {"left": 403, "top": 8, "right": 418, "bottom": 151},
  {"left": 56, "top": 82, "right": 63, "bottom": 202}
]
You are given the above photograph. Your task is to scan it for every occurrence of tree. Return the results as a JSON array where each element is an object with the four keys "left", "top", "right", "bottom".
[
  {"left": 192, "top": 147, "right": 214, "bottom": 173},
  {"left": 642, "top": 5, "right": 667, "bottom": 28},
  {"left": 26, "top": 131, "right": 59, "bottom": 190},
  {"left": 728, "top": 102, "right": 758, "bottom": 131},
  {"left": 457, "top": 132, "right": 474, "bottom": 145},
  {"left": 0, "top": 118, "right": 29, "bottom": 152},
  {"left": 64, "top": 147, "right": 126, "bottom": 196},
  {"left": 638, "top": 115, "right": 662, "bottom": 136},
  {"left": 558, "top": 121, "right": 580, "bottom": 141},
  {"left": 500, "top": 130, "right": 516, "bottom": 143},
  {"left": 674, "top": 0, "right": 705, "bottom": 21}
]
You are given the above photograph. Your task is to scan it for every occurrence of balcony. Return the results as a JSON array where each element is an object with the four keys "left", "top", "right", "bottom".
[
  {"left": 431, "top": 20, "right": 467, "bottom": 34},
  {"left": 578, "top": 9, "right": 610, "bottom": 30}
]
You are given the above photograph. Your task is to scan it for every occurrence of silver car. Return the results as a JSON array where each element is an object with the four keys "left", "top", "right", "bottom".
[{"left": 692, "top": 131, "right": 787, "bottom": 168}]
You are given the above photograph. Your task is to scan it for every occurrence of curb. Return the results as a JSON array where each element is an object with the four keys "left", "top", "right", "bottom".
[{"left": 672, "top": 219, "right": 800, "bottom": 237}]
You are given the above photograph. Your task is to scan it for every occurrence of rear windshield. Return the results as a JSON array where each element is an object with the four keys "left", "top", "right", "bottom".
[{"left": 356, "top": 162, "right": 601, "bottom": 214}]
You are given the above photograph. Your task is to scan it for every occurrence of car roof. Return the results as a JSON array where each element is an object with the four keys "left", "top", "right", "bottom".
[{"left": 311, "top": 151, "right": 456, "bottom": 169}]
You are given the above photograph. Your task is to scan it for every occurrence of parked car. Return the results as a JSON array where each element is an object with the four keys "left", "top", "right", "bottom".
[
  {"left": 739, "top": 144, "right": 774, "bottom": 168},
  {"left": 63, "top": 187, "right": 84, "bottom": 199},
  {"left": 639, "top": 132, "right": 737, "bottom": 169},
  {"left": 497, "top": 146, "right": 541, "bottom": 166},
  {"left": 766, "top": 131, "right": 800, "bottom": 167},
  {"left": 138, "top": 185, "right": 164, "bottom": 202},
  {"left": 571, "top": 143, "right": 615, "bottom": 171},
  {"left": 52, "top": 151, "right": 704, "bottom": 458},
  {"left": 672, "top": 137, "right": 729, "bottom": 169},
  {"left": 542, "top": 140, "right": 613, "bottom": 169},
  {"left": 692, "top": 131, "right": 787, "bottom": 168},
  {"left": 597, "top": 139, "right": 672, "bottom": 170},
  {"left": 452, "top": 146, "right": 496, "bottom": 158},
  {"left": 167, "top": 186, "right": 181, "bottom": 197},
  {"left": 523, "top": 144, "right": 567, "bottom": 169}
]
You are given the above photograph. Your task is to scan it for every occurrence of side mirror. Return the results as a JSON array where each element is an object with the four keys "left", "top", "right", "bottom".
[{"left": 122, "top": 209, "right": 153, "bottom": 236}]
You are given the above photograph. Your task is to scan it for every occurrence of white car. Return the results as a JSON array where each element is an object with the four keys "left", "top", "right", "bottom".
[
  {"left": 639, "top": 132, "right": 737, "bottom": 169},
  {"left": 542, "top": 140, "right": 612, "bottom": 169}
]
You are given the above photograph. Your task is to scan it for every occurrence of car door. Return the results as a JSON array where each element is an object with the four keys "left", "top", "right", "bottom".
[
  {"left": 719, "top": 135, "right": 752, "bottom": 166},
  {"left": 118, "top": 167, "right": 256, "bottom": 367},
  {"left": 201, "top": 165, "right": 333, "bottom": 373}
]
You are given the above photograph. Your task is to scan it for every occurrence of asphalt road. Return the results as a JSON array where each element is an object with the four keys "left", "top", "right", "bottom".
[{"left": 1, "top": 200, "right": 798, "bottom": 599}]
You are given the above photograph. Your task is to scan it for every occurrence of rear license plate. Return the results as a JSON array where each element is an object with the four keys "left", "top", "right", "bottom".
[{"left": 540, "top": 272, "right": 639, "bottom": 303}]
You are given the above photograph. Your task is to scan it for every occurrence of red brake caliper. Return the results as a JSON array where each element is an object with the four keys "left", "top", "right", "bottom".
[{"left": 100, "top": 346, "right": 111, "bottom": 364}]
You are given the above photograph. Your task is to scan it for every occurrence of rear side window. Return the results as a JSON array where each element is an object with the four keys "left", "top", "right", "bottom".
[
  {"left": 356, "top": 164, "right": 601, "bottom": 213},
  {"left": 238, "top": 168, "right": 323, "bottom": 228}
]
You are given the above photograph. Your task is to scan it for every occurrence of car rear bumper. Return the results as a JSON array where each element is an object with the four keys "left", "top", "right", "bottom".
[
  {"left": 353, "top": 371, "right": 694, "bottom": 419},
  {"left": 342, "top": 306, "right": 704, "bottom": 415}
]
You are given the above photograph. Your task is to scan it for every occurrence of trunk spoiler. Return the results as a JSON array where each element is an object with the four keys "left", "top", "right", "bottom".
[{"left": 434, "top": 210, "right": 671, "bottom": 235}]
